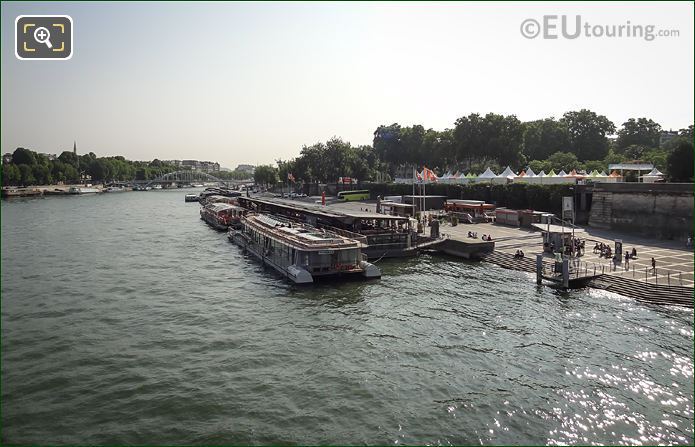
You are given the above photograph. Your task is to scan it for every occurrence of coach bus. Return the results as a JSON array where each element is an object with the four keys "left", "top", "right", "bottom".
[{"left": 337, "top": 190, "right": 370, "bottom": 201}]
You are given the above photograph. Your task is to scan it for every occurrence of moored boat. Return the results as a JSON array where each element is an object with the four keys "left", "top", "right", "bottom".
[
  {"left": 105, "top": 186, "right": 126, "bottom": 192},
  {"left": 229, "top": 213, "right": 381, "bottom": 284},
  {"left": 68, "top": 186, "right": 100, "bottom": 194},
  {"left": 200, "top": 202, "right": 245, "bottom": 230},
  {"left": 185, "top": 194, "right": 199, "bottom": 202}
]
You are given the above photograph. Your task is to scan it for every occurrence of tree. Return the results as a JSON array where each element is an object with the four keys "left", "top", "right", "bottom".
[
  {"left": 581, "top": 160, "right": 605, "bottom": 173},
  {"left": 616, "top": 118, "right": 661, "bottom": 150},
  {"left": 522, "top": 118, "right": 570, "bottom": 161},
  {"left": 31, "top": 164, "right": 51, "bottom": 185},
  {"left": 547, "top": 151, "right": 579, "bottom": 172},
  {"left": 17, "top": 164, "right": 35, "bottom": 185},
  {"left": 373, "top": 123, "right": 404, "bottom": 174},
  {"left": 679, "top": 124, "right": 693, "bottom": 140},
  {"left": 58, "top": 151, "right": 79, "bottom": 167},
  {"left": 2, "top": 164, "right": 20, "bottom": 186},
  {"left": 621, "top": 144, "right": 649, "bottom": 161},
  {"left": 561, "top": 109, "right": 616, "bottom": 161},
  {"left": 454, "top": 113, "right": 485, "bottom": 166},
  {"left": 254, "top": 165, "right": 278, "bottom": 187},
  {"left": 12, "top": 147, "right": 36, "bottom": 166},
  {"left": 667, "top": 141, "right": 694, "bottom": 182}
]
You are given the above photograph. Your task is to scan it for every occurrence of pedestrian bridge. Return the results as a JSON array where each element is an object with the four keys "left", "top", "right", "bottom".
[{"left": 143, "top": 171, "right": 250, "bottom": 187}]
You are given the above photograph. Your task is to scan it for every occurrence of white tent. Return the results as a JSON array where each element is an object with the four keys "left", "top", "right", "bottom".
[
  {"left": 640, "top": 167, "right": 665, "bottom": 183},
  {"left": 525, "top": 168, "right": 536, "bottom": 177},
  {"left": 557, "top": 170, "right": 567, "bottom": 177},
  {"left": 498, "top": 166, "right": 516, "bottom": 179},
  {"left": 537, "top": 170, "right": 546, "bottom": 177},
  {"left": 478, "top": 167, "right": 497, "bottom": 179}
]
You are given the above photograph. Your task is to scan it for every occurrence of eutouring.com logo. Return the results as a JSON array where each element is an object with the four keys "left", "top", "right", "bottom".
[{"left": 520, "top": 15, "right": 680, "bottom": 41}]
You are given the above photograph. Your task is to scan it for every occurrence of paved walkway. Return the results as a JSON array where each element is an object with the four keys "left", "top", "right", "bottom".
[
  {"left": 324, "top": 200, "right": 693, "bottom": 288},
  {"left": 441, "top": 221, "right": 694, "bottom": 288}
]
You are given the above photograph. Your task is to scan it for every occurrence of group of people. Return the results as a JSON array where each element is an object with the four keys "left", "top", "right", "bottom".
[
  {"left": 546, "top": 237, "right": 583, "bottom": 256},
  {"left": 513, "top": 249, "right": 525, "bottom": 258},
  {"left": 593, "top": 242, "right": 616, "bottom": 259},
  {"left": 481, "top": 234, "right": 493, "bottom": 241},
  {"left": 467, "top": 231, "right": 478, "bottom": 239}
]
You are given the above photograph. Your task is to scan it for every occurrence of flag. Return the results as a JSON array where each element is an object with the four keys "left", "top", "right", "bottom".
[
  {"left": 287, "top": 173, "right": 295, "bottom": 182},
  {"left": 422, "top": 166, "right": 438, "bottom": 182}
]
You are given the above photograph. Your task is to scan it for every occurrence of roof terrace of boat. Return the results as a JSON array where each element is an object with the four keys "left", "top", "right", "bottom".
[
  {"left": 238, "top": 197, "right": 409, "bottom": 223},
  {"left": 247, "top": 213, "right": 366, "bottom": 250}
]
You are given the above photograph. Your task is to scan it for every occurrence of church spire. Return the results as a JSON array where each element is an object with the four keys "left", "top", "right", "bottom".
[{"left": 73, "top": 141, "right": 76, "bottom": 154}]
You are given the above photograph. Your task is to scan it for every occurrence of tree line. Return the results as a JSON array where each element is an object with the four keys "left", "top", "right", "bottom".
[
  {"left": 1, "top": 146, "right": 259, "bottom": 186},
  {"left": 1, "top": 148, "right": 186, "bottom": 186},
  {"left": 254, "top": 110, "right": 693, "bottom": 186}
]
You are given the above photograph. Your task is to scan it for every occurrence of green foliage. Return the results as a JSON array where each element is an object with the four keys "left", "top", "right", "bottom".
[
  {"left": 12, "top": 148, "right": 36, "bottom": 166},
  {"left": 253, "top": 165, "right": 278, "bottom": 187},
  {"left": 616, "top": 118, "right": 661, "bottom": 150},
  {"left": 1, "top": 146, "right": 177, "bottom": 186},
  {"left": 561, "top": 109, "right": 616, "bottom": 161},
  {"left": 281, "top": 138, "right": 378, "bottom": 184},
  {"left": 547, "top": 151, "right": 579, "bottom": 172},
  {"left": 522, "top": 118, "right": 570, "bottom": 161},
  {"left": 667, "top": 141, "right": 694, "bottom": 182}
]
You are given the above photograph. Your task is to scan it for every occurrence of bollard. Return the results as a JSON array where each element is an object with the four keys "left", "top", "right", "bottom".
[
  {"left": 536, "top": 254, "right": 543, "bottom": 285},
  {"left": 633, "top": 263, "right": 635, "bottom": 278},
  {"left": 645, "top": 267, "right": 648, "bottom": 283},
  {"left": 680, "top": 272, "right": 683, "bottom": 286},
  {"left": 668, "top": 272, "right": 670, "bottom": 287}
]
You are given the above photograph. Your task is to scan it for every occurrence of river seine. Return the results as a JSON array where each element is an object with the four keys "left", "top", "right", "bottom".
[{"left": 1, "top": 189, "right": 693, "bottom": 445}]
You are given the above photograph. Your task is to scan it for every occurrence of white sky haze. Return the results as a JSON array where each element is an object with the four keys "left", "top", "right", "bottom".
[{"left": 1, "top": 1, "right": 693, "bottom": 168}]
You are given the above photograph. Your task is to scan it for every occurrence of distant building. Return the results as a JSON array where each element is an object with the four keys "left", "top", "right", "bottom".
[
  {"left": 236, "top": 164, "right": 255, "bottom": 174},
  {"left": 659, "top": 130, "right": 680, "bottom": 147},
  {"left": 40, "top": 153, "right": 57, "bottom": 161},
  {"left": 166, "top": 159, "right": 221, "bottom": 173}
]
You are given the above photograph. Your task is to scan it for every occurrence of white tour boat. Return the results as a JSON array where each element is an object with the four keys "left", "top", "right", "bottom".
[{"left": 229, "top": 213, "right": 381, "bottom": 284}]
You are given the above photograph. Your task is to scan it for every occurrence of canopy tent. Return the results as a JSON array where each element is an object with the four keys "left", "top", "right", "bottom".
[
  {"left": 493, "top": 166, "right": 516, "bottom": 184},
  {"left": 640, "top": 167, "right": 665, "bottom": 183},
  {"left": 547, "top": 169, "right": 557, "bottom": 177},
  {"left": 517, "top": 170, "right": 526, "bottom": 177},
  {"left": 644, "top": 167, "right": 664, "bottom": 176},
  {"left": 498, "top": 166, "right": 516, "bottom": 178},
  {"left": 478, "top": 167, "right": 497, "bottom": 179},
  {"left": 557, "top": 170, "right": 567, "bottom": 177},
  {"left": 525, "top": 168, "right": 536, "bottom": 177}
]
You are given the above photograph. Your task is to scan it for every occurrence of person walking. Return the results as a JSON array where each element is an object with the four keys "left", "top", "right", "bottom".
[
  {"left": 624, "top": 251, "right": 630, "bottom": 270},
  {"left": 651, "top": 257, "right": 656, "bottom": 274}
]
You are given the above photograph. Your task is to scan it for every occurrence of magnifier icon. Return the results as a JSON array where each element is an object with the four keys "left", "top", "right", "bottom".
[{"left": 33, "top": 26, "right": 53, "bottom": 49}]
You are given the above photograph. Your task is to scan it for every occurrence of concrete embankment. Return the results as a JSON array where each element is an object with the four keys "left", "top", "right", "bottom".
[{"left": 479, "top": 250, "right": 693, "bottom": 308}]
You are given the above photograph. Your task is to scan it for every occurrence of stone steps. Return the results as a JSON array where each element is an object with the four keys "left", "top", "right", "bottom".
[{"left": 481, "top": 251, "right": 693, "bottom": 308}]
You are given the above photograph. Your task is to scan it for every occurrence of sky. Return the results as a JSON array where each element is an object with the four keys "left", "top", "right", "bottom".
[{"left": 1, "top": 1, "right": 693, "bottom": 169}]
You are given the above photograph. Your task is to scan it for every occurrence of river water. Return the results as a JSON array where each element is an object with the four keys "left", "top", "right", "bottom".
[{"left": 1, "top": 189, "right": 693, "bottom": 445}]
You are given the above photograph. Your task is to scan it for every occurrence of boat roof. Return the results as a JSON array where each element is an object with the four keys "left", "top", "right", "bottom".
[
  {"left": 531, "top": 223, "right": 585, "bottom": 234},
  {"left": 207, "top": 203, "right": 243, "bottom": 212},
  {"left": 246, "top": 214, "right": 365, "bottom": 250},
  {"left": 238, "top": 197, "right": 408, "bottom": 222}
]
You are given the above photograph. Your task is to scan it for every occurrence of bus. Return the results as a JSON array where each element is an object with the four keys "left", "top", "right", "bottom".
[{"left": 337, "top": 190, "right": 370, "bottom": 201}]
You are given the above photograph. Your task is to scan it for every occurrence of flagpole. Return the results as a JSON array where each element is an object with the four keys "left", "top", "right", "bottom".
[{"left": 412, "top": 167, "right": 416, "bottom": 212}]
